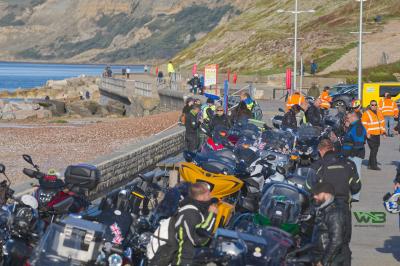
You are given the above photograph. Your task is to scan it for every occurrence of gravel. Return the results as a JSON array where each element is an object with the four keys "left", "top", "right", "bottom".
[{"left": 0, "top": 112, "right": 180, "bottom": 184}]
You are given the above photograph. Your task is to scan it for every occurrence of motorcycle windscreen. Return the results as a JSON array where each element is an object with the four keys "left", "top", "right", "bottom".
[
  {"left": 29, "top": 223, "right": 104, "bottom": 265},
  {"left": 261, "top": 130, "right": 295, "bottom": 152},
  {"left": 259, "top": 183, "right": 302, "bottom": 226},
  {"left": 297, "top": 125, "right": 321, "bottom": 140},
  {"left": 179, "top": 163, "right": 243, "bottom": 199}
]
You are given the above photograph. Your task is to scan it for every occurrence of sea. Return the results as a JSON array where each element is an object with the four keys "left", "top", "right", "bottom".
[{"left": 0, "top": 62, "right": 145, "bottom": 91}]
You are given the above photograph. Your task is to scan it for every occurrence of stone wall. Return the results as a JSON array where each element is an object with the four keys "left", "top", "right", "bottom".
[{"left": 88, "top": 126, "right": 185, "bottom": 199}]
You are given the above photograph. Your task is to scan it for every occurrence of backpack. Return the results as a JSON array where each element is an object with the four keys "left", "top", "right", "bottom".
[{"left": 147, "top": 205, "right": 199, "bottom": 264}]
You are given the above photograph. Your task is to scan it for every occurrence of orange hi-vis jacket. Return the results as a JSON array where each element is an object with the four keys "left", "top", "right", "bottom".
[
  {"left": 286, "top": 93, "right": 305, "bottom": 111},
  {"left": 319, "top": 91, "right": 332, "bottom": 109},
  {"left": 378, "top": 98, "right": 399, "bottom": 118},
  {"left": 361, "top": 109, "right": 386, "bottom": 136}
]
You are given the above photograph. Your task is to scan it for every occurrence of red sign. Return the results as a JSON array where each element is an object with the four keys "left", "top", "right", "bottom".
[
  {"left": 192, "top": 64, "right": 197, "bottom": 76},
  {"left": 286, "top": 68, "right": 292, "bottom": 91},
  {"left": 233, "top": 73, "right": 238, "bottom": 85}
]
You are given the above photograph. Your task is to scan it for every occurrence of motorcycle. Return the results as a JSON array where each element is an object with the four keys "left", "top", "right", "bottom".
[{"left": 22, "top": 154, "right": 65, "bottom": 210}]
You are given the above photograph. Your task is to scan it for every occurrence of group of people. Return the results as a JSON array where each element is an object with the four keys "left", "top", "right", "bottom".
[{"left": 180, "top": 92, "right": 256, "bottom": 152}]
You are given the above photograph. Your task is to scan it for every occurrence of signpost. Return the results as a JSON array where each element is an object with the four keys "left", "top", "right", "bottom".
[{"left": 204, "top": 64, "right": 218, "bottom": 95}]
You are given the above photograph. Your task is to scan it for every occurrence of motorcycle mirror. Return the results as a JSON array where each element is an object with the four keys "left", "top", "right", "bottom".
[
  {"left": 276, "top": 166, "right": 286, "bottom": 175},
  {"left": 278, "top": 108, "right": 285, "bottom": 113},
  {"left": 22, "top": 154, "right": 34, "bottom": 165},
  {"left": 266, "top": 154, "right": 276, "bottom": 161},
  {"left": 0, "top": 164, "right": 5, "bottom": 174},
  {"left": 183, "top": 151, "right": 194, "bottom": 162}
]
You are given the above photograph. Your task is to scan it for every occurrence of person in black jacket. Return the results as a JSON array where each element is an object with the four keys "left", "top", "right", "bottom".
[
  {"left": 312, "top": 182, "right": 351, "bottom": 266},
  {"left": 305, "top": 98, "right": 323, "bottom": 127},
  {"left": 180, "top": 97, "right": 194, "bottom": 125},
  {"left": 282, "top": 104, "right": 301, "bottom": 131},
  {"left": 210, "top": 106, "right": 231, "bottom": 130},
  {"left": 172, "top": 182, "right": 217, "bottom": 266},
  {"left": 185, "top": 105, "right": 201, "bottom": 151},
  {"left": 187, "top": 74, "right": 201, "bottom": 94},
  {"left": 306, "top": 138, "right": 361, "bottom": 203}
]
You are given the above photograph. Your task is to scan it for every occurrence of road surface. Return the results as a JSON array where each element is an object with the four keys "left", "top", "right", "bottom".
[{"left": 259, "top": 99, "right": 400, "bottom": 265}]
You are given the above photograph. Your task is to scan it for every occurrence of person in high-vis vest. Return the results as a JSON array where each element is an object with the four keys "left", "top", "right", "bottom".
[
  {"left": 319, "top": 86, "right": 332, "bottom": 110},
  {"left": 362, "top": 100, "right": 386, "bottom": 170},
  {"left": 378, "top": 92, "right": 399, "bottom": 137},
  {"left": 201, "top": 98, "right": 216, "bottom": 123},
  {"left": 286, "top": 91, "right": 305, "bottom": 111},
  {"left": 240, "top": 92, "right": 255, "bottom": 112}
]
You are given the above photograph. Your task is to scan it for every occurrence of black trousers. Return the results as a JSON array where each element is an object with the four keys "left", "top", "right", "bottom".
[
  {"left": 185, "top": 132, "right": 199, "bottom": 152},
  {"left": 367, "top": 135, "right": 380, "bottom": 168}
]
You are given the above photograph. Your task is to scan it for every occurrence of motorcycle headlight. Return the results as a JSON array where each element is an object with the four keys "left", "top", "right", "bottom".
[
  {"left": 108, "top": 253, "right": 123, "bottom": 266},
  {"left": 138, "top": 232, "right": 152, "bottom": 248}
]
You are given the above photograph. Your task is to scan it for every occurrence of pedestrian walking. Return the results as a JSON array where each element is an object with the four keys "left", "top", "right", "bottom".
[
  {"left": 362, "top": 100, "right": 386, "bottom": 170},
  {"left": 378, "top": 92, "right": 398, "bottom": 137},
  {"left": 126, "top": 67, "right": 131, "bottom": 79}
]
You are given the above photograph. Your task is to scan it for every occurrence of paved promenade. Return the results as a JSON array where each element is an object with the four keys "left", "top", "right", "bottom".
[{"left": 258, "top": 99, "right": 400, "bottom": 265}]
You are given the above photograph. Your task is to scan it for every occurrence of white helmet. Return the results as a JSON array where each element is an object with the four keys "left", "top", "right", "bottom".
[{"left": 384, "top": 189, "right": 400, "bottom": 214}]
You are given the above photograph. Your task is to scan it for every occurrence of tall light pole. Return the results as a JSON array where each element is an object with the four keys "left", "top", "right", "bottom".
[
  {"left": 278, "top": 0, "right": 314, "bottom": 94},
  {"left": 357, "top": 0, "right": 366, "bottom": 101}
]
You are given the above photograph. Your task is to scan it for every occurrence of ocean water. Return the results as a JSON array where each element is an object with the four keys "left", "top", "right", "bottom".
[{"left": 0, "top": 62, "right": 145, "bottom": 91}]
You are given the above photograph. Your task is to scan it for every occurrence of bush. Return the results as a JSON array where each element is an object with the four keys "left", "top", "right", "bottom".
[{"left": 367, "top": 72, "right": 397, "bottom": 82}]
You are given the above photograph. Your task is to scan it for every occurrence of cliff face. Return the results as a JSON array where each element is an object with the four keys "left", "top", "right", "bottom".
[{"left": 0, "top": 0, "right": 244, "bottom": 63}]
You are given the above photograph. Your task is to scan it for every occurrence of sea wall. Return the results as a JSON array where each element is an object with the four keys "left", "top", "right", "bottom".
[{"left": 88, "top": 126, "right": 185, "bottom": 199}]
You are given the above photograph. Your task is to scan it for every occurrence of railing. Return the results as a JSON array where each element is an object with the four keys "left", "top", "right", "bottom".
[
  {"left": 100, "top": 77, "right": 153, "bottom": 98},
  {"left": 134, "top": 81, "right": 152, "bottom": 97}
]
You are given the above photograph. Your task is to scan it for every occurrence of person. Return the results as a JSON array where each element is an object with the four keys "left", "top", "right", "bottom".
[
  {"left": 240, "top": 92, "right": 255, "bottom": 112},
  {"left": 232, "top": 101, "right": 253, "bottom": 124},
  {"left": 185, "top": 105, "right": 201, "bottom": 152},
  {"left": 319, "top": 86, "right": 332, "bottom": 110},
  {"left": 180, "top": 97, "right": 194, "bottom": 125},
  {"left": 172, "top": 182, "right": 217, "bottom": 266},
  {"left": 187, "top": 74, "right": 201, "bottom": 94},
  {"left": 210, "top": 106, "right": 231, "bottom": 130},
  {"left": 157, "top": 70, "right": 164, "bottom": 84},
  {"left": 307, "top": 138, "right": 361, "bottom": 204},
  {"left": 310, "top": 60, "right": 318, "bottom": 75},
  {"left": 362, "top": 100, "right": 386, "bottom": 170},
  {"left": 342, "top": 112, "right": 367, "bottom": 201},
  {"left": 312, "top": 182, "right": 352, "bottom": 266},
  {"left": 201, "top": 98, "right": 216, "bottom": 124},
  {"left": 282, "top": 104, "right": 301, "bottom": 131},
  {"left": 308, "top": 83, "right": 320, "bottom": 99},
  {"left": 85, "top": 90, "right": 90, "bottom": 100},
  {"left": 286, "top": 91, "right": 305, "bottom": 111},
  {"left": 144, "top": 65, "right": 148, "bottom": 73},
  {"left": 305, "top": 98, "right": 323, "bottom": 127},
  {"left": 199, "top": 75, "right": 205, "bottom": 95},
  {"left": 126, "top": 67, "right": 131, "bottom": 79},
  {"left": 378, "top": 92, "right": 399, "bottom": 137},
  {"left": 168, "top": 61, "right": 175, "bottom": 80}
]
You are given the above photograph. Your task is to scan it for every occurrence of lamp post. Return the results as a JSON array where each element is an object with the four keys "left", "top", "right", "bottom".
[
  {"left": 278, "top": 0, "right": 314, "bottom": 94},
  {"left": 356, "top": 0, "right": 367, "bottom": 101}
]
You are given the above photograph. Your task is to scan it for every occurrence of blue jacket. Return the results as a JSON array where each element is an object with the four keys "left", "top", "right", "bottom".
[{"left": 342, "top": 120, "right": 366, "bottom": 159}]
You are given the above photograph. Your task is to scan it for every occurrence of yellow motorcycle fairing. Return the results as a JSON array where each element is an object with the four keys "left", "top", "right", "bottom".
[
  {"left": 214, "top": 201, "right": 234, "bottom": 231},
  {"left": 179, "top": 162, "right": 243, "bottom": 199}
]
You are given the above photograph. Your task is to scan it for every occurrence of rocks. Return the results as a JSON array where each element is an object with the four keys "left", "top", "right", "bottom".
[
  {"left": 36, "top": 109, "right": 52, "bottom": 119},
  {"left": 14, "top": 110, "right": 38, "bottom": 120},
  {"left": 0, "top": 101, "right": 53, "bottom": 120}
]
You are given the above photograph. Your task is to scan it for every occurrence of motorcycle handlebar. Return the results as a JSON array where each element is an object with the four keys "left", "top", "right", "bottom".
[{"left": 23, "top": 168, "right": 45, "bottom": 179}]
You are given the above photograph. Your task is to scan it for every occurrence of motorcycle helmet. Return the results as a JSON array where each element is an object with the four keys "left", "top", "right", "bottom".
[
  {"left": 383, "top": 188, "right": 400, "bottom": 214},
  {"left": 108, "top": 253, "right": 123, "bottom": 266}
]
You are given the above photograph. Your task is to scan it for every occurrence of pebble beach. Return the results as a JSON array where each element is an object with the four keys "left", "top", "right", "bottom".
[{"left": 0, "top": 112, "right": 180, "bottom": 184}]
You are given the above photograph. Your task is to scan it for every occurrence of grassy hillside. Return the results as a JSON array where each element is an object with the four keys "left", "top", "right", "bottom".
[{"left": 173, "top": 0, "right": 400, "bottom": 74}]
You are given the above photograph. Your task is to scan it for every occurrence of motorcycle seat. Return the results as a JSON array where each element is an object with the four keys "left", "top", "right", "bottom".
[
  {"left": 39, "top": 179, "right": 65, "bottom": 189},
  {"left": 53, "top": 197, "right": 74, "bottom": 214}
]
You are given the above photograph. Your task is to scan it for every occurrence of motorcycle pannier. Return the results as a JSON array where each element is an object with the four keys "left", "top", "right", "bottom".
[{"left": 64, "top": 164, "right": 100, "bottom": 190}]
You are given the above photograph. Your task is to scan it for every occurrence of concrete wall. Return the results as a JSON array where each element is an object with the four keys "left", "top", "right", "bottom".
[{"left": 87, "top": 126, "right": 185, "bottom": 199}]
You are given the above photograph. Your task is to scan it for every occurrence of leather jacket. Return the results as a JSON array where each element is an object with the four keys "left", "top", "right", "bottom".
[
  {"left": 313, "top": 198, "right": 350, "bottom": 266},
  {"left": 281, "top": 109, "right": 298, "bottom": 130}
]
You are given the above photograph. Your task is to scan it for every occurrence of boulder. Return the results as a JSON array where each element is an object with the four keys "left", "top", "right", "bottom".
[
  {"left": 2, "top": 112, "right": 15, "bottom": 120},
  {"left": 66, "top": 102, "right": 93, "bottom": 117},
  {"left": 36, "top": 109, "right": 52, "bottom": 119},
  {"left": 14, "top": 110, "right": 37, "bottom": 120}
]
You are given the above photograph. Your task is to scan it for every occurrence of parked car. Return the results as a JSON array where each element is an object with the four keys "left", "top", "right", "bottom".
[
  {"left": 330, "top": 84, "right": 357, "bottom": 96},
  {"left": 331, "top": 85, "right": 358, "bottom": 108}
]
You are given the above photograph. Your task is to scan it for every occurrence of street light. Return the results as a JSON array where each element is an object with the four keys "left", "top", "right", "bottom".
[
  {"left": 356, "top": 0, "right": 367, "bottom": 101},
  {"left": 277, "top": 0, "right": 315, "bottom": 94}
]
